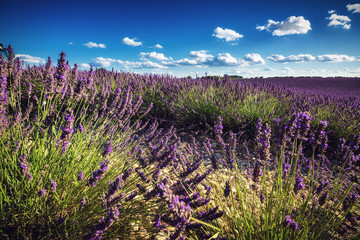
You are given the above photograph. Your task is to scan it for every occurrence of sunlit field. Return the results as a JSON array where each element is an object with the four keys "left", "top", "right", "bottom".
[{"left": 1, "top": 48, "right": 359, "bottom": 239}]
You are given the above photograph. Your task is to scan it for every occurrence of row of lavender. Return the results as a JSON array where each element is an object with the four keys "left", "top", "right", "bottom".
[{"left": 0, "top": 47, "right": 359, "bottom": 239}]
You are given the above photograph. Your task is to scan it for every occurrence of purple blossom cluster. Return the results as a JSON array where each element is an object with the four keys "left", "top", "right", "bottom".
[
  {"left": 255, "top": 118, "right": 271, "bottom": 163},
  {"left": 293, "top": 175, "right": 305, "bottom": 194},
  {"left": 282, "top": 215, "right": 299, "bottom": 231},
  {"left": 86, "top": 160, "right": 109, "bottom": 187},
  {"left": 57, "top": 108, "right": 75, "bottom": 154},
  {"left": 0, "top": 70, "right": 8, "bottom": 136},
  {"left": 53, "top": 52, "right": 69, "bottom": 95}
]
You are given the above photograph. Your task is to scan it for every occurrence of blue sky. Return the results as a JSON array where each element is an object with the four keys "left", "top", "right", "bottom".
[{"left": 1, "top": 0, "right": 360, "bottom": 77}]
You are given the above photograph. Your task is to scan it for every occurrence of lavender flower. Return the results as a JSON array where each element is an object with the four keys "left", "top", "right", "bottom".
[
  {"left": 78, "top": 171, "right": 84, "bottom": 181},
  {"left": 283, "top": 215, "right": 299, "bottom": 231},
  {"left": 260, "top": 193, "right": 265, "bottom": 204},
  {"left": 295, "top": 112, "right": 311, "bottom": 141},
  {"left": 253, "top": 160, "right": 263, "bottom": 183},
  {"left": 102, "top": 141, "right": 113, "bottom": 158},
  {"left": 54, "top": 52, "right": 68, "bottom": 94},
  {"left": 60, "top": 109, "right": 75, "bottom": 140},
  {"left": 196, "top": 206, "right": 223, "bottom": 222},
  {"left": 255, "top": 119, "right": 271, "bottom": 163},
  {"left": 50, "top": 179, "right": 57, "bottom": 192},
  {"left": 309, "top": 121, "right": 328, "bottom": 156},
  {"left": 294, "top": 175, "right": 305, "bottom": 194},
  {"left": 84, "top": 207, "right": 120, "bottom": 240},
  {"left": 39, "top": 188, "right": 47, "bottom": 198},
  {"left": 102, "top": 176, "right": 123, "bottom": 208},
  {"left": 0, "top": 74, "right": 8, "bottom": 135},
  {"left": 18, "top": 155, "right": 30, "bottom": 176},
  {"left": 81, "top": 196, "right": 86, "bottom": 206},
  {"left": 86, "top": 160, "right": 109, "bottom": 187},
  {"left": 79, "top": 124, "right": 84, "bottom": 132},
  {"left": 58, "top": 108, "right": 75, "bottom": 154}
]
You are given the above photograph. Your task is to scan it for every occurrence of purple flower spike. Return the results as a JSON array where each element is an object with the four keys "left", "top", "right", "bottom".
[
  {"left": 260, "top": 193, "right": 265, "bottom": 203},
  {"left": 50, "top": 179, "right": 57, "bottom": 192},
  {"left": 18, "top": 155, "right": 30, "bottom": 176},
  {"left": 283, "top": 215, "right": 299, "bottom": 231},
  {"left": 253, "top": 160, "right": 263, "bottom": 183},
  {"left": 294, "top": 175, "right": 305, "bottom": 194},
  {"left": 39, "top": 188, "right": 47, "bottom": 198},
  {"left": 78, "top": 171, "right": 84, "bottom": 181},
  {"left": 102, "top": 141, "right": 113, "bottom": 158},
  {"left": 81, "top": 196, "right": 86, "bottom": 206}
]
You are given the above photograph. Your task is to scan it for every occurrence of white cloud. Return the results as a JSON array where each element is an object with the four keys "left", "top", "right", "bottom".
[
  {"left": 154, "top": 44, "right": 163, "bottom": 49},
  {"left": 90, "top": 57, "right": 167, "bottom": 69},
  {"left": 267, "top": 54, "right": 316, "bottom": 63},
  {"left": 212, "top": 27, "right": 243, "bottom": 41},
  {"left": 214, "top": 53, "right": 239, "bottom": 65},
  {"left": 328, "top": 10, "right": 335, "bottom": 14},
  {"left": 122, "top": 37, "right": 143, "bottom": 47},
  {"left": 316, "top": 54, "right": 356, "bottom": 62},
  {"left": 139, "top": 52, "right": 169, "bottom": 61},
  {"left": 80, "top": 63, "right": 91, "bottom": 68},
  {"left": 243, "top": 53, "right": 265, "bottom": 65},
  {"left": 268, "top": 54, "right": 356, "bottom": 63},
  {"left": 257, "top": 16, "right": 311, "bottom": 36},
  {"left": 91, "top": 57, "right": 114, "bottom": 67},
  {"left": 327, "top": 13, "right": 351, "bottom": 29},
  {"left": 83, "top": 42, "right": 106, "bottom": 48},
  {"left": 68, "top": 42, "right": 74, "bottom": 45},
  {"left": 347, "top": 3, "right": 360, "bottom": 13},
  {"left": 174, "top": 58, "right": 199, "bottom": 66},
  {"left": 140, "top": 61, "right": 167, "bottom": 69},
  {"left": 15, "top": 54, "right": 45, "bottom": 64},
  {"left": 188, "top": 50, "right": 214, "bottom": 63}
]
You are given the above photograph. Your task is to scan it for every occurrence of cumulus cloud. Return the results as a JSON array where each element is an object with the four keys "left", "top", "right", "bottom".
[
  {"left": 140, "top": 61, "right": 167, "bottom": 69},
  {"left": 68, "top": 42, "right": 74, "bottom": 45},
  {"left": 347, "top": 3, "right": 360, "bottom": 13},
  {"left": 83, "top": 42, "right": 106, "bottom": 48},
  {"left": 243, "top": 53, "right": 266, "bottom": 65},
  {"left": 154, "top": 44, "right": 163, "bottom": 49},
  {"left": 327, "top": 13, "right": 351, "bottom": 29},
  {"left": 139, "top": 51, "right": 169, "bottom": 61},
  {"left": 172, "top": 58, "right": 198, "bottom": 66},
  {"left": 15, "top": 54, "right": 45, "bottom": 64},
  {"left": 267, "top": 54, "right": 316, "bottom": 63},
  {"left": 256, "top": 16, "right": 311, "bottom": 36},
  {"left": 88, "top": 51, "right": 266, "bottom": 70},
  {"left": 268, "top": 54, "right": 356, "bottom": 63},
  {"left": 188, "top": 50, "right": 214, "bottom": 63},
  {"left": 214, "top": 53, "right": 239, "bottom": 65},
  {"left": 90, "top": 57, "right": 167, "bottom": 69},
  {"left": 122, "top": 37, "right": 143, "bottom": 46},
  {"left": 90, "top": 57, "right": 114, "bottom": 67},
  {"left": 212, "top": 27, "right": 243, "bottom": 41},
  {"left": 316, "top": 54, "right": 356, "bottom": 62}
]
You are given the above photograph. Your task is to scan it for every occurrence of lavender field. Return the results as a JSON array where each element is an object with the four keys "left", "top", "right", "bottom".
[
  {"left": 237, "top": 77, "right": 360, "bottom": 98},
  {"left": 1, "top": 48, "right": 360, "bottom": 240}
]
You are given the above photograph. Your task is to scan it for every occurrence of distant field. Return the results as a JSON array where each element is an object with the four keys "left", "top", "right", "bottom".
[{"left": 239, "top": 77, "right": 360, "bottom": 97}]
